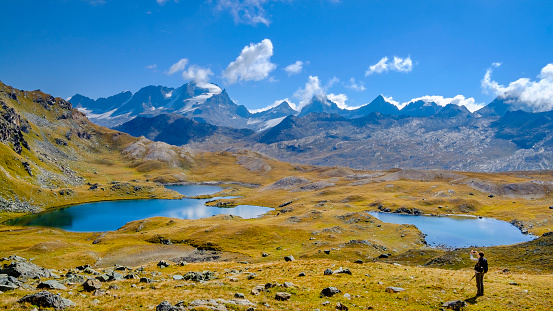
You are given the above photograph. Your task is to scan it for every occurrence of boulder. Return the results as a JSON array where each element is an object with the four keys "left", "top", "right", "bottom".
[
  {"left": 156, "top": 300, "right": 184, "bottom": 311},
  {"left": 18, "top": 291, "right": 74, "bottom": 309},
  {"left": 183, "top": 271, "right": 215, "bottom": 282},
  {"left": 385, "top": 286, "right": 405, "bottom": 293},
  {"left": 324, "top": 269, "right": 333, "bottom": 275},
  {"left": 83, "top": 279, "right": 102, "bottom": 292},
  {"left": 262, "top": 252, "right": 269, "bottom": 257},
  {"left": 234, "top": 293, "right": 245, "bottom": 299},
  {"left": 354, "top": 259, "right": 364, "bottom": 264},
  {"left": 157, "top": 260, "right": 170, "bottom": 268},
  {"left": 0, "top": 260, "right": 51, "bottom": 279},
  {"left": 442, "top": 300, "right": 467, "bottom": 310},
  {"left": 172, "top": 275, "right": 184, "bottom": 280},
  {"left": 0, "top": 274, "right": 22, "bottom": 291},
  {"left": 275, "top": 292, "right": 292, "bottom": 301},
  {"left": 284, "top": 255, "right": 295, "bottom": 262},
  {"left": 139, "top": 277, "right": 153, "bottom": 283},
  {"left": 320, "top": 287, "right": 341, "bottom": 297},
  {"left": 251, "top": 285, "right": 265, "bottom": 295},
  {"left": 37, "top": 280, "right": 67, "bottom": 290},
  {"left": 336, "top": 302, "right": 349, "bottom": 310},
  {"left": 298, "top": 272, "right": 306, "bottom": 277},
  {"left": 335, "top": 268, "right": 352, "bottom": 275}
]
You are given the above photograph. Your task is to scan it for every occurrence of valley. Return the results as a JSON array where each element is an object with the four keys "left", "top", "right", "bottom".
[{"left": 1, "top": 81, "right": 552, "bottom": 310}]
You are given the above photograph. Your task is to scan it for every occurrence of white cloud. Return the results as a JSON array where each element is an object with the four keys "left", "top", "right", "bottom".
[
  {"left": 215, "top": 0, "right": 272, "bottom": 26},
  {"left": 365, "top": 56, "right": 414, "bottom": 76},
  {"left": 481, "top": 62, "right": 553, "bottom": 113},
  {"left": 146, "top": 64, "right": 157, "bottom": 70},
  {"left": 223, "top": 39, "right": 277, "bottom": 84},
  {"left": 166, "top": 58, "right": 188, "bottom": 75},
  {"left": 250, "top": 98, "right": 298, "bottom": 113},
  {"left": 284, "top": 61, "right": 304, "bottom": 75},
  {"left": 85, "top": 0, "right": 105, "bottom": 5},
  {"left": 156, "top": 0, "right": 177, "bottom": 5},
  {"left": 293, "top": 75, "right": 325, "bottom": 109},
  {"left": 182, "top": 65, "right": 214, "bottom": 83},
  {"left": 346, "top": 78, "right": 366, "bottom": 92},
  {"left": 327, "top": 93, "right": 358, "bottom": 110}
]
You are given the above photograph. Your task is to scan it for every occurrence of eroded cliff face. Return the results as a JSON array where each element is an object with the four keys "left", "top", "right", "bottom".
[{"left": 0, "top": 101, "right": 30, "bottom": 154}]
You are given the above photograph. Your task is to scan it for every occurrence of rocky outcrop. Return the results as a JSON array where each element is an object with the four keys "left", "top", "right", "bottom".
[
  {"left": 0, "top": 256, "right": 51, "bottom": 279},
  {"left": 0, "top": 101, "right": 30, "bottom": 154},
  {"left": 18, "top": 291, "right": 74, "bottom": 309}
]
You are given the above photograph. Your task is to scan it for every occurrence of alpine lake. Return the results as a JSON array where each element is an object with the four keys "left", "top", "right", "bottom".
[{"left": 7, "top": 185, "right": 535, "bottom": 248}]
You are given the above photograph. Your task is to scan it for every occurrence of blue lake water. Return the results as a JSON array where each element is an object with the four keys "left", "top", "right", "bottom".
[
  {"left": 368, "top": 212, "right": 535, "bottom": 248},
  {"left": 7, "top": 185, "right": 272, "bottom": 232}
]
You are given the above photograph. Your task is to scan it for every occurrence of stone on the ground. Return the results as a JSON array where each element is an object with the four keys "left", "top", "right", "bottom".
[
  {"left": 335, "top": 268, "right": 352, "bottom": 275},
  {"left": 354, "top": 259, "right": 363, "bottom": 264},
  {"left": 324, "top": 269, "right": 333, "bottom": 275},
  {"left": 275, "top": 292, "right": 292, "bottom": 301},
  {"left": 82, "top": 279, "right": 102, "bottom": 292},
  {"left": 284, "top": 255, "right": 294, "bottom": 262},
  {"left": 96, "top": 274, "right": 110, "bottom": 282},
  {"left": 298, "top": 272, "right": 306, "bottom": 277},
  {"left": 385, "top": 286, "right": 405, "bottom": 293},
  {"left": 262, "top": 252, "right": 269, "bottom": 257},
  {"left": 321, "top": 287, "right": 341, "bottom": 297},
  {"left": 37, "top": 280, "right": 67, "bottom": 290},
  {"left": 324, "top": 250, "right": 331, "bottom": 254},
  {"left": 183, "top": 271, "right": 215, "bottom": 282},
  {"left": 157, "top": 260, "right": 170, "bottom": 268},
  {"left": 234, "top": 292, "right": 245, "bottom": 299},
  {"left": 283, "top": 282, "right": 294, "bottom": 288},
  {"left": 251, "top": 285, "right": 265, "bottom": 295},
  {"left": 442, "top": 300, "right": 467, "bottom": 310},
  {"left": 139, "top": 277, "right": 153, "bottom": 283},
  {"left": 65, "top": 273, "right": 86, "bottom": 284},
  {"left": 124, "top": 274, "right": 137, "bottom": 279},
  {"left": 0, "top": 274, "right": 22, "bottom": 291},
  {"left": 0, "top": 259, "right": 52, "bottom": 279},
  {"left": 92, "top": 289, "right": 105, "bottom": 297},
  {"left": 172, "top": 275, "right": 183, "bottom": 280},
  {"left": 156, "top": 300, "right": 183, "bottom": 311},
  {"left": 247, "top": 273, "right": 256, "bottom": 280},
  {"left": 336, "top": 302, "right": 348, "bottom": 310},
  {"left": 378, "top": 254, "right": 389, "bottom": 259},
  {"left": 108, "top": 284, "right": 119, "bottom": 290},
  {"left": 18, "top": 291, "right": 74, "bottom": 309}
]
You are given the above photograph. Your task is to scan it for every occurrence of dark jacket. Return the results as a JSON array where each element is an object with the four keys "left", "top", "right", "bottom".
[{"left": 474, "top": 257, "right": 488, "bottom": 273}]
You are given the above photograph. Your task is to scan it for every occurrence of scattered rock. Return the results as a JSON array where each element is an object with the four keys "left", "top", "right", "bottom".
[
  {"left": 378, "top": 253, "right": 390, "bottom": 259},
  {"left": 139, "top": 277, "right": 153, "bottom": 283},
  {"left": 0, "top": 274, "right": 22, "bottom": 291},
  {"left": 262, "top": 252, "right": 269, "bottom": 257},
  {"left": 18, "top": 291, "right": 74, "bottom": 309},
  {"left": 549, "top": 206, "right": 553, "bottom": 209},
  {"left": 354, "top": 259, "right": 363, "bottom": 264},
  {"left": 251, "top": 285, "right": 265, "bottom": 295},
  {"left": 442, "top": 300, "right": 467, "bottom": 310},
  {"left": 82, "top": 279, "right": 102, "bottom": 292},
  {"left": 324, "top": 269, "right": 333, "bottom": 275},
  {"left": 283, "top": 282, "right": 294, "bottom": 288},
  {"left": 385, "top": 286, "right": 405, "bottom": 293},
  {"left": 172, "top": 275, "right": 184, "bottom": 280},
  {"left": 321, "top": 287, "right": 341, "bottom": 297},
  {"left": 298, "top": 272, "right": 306, "bottom": 277},
  {"left": 284, "top": 255, "right": 295, "bottom": 262},
  {"left": 108, "top": 284, "right": 119, "bottom": 290},
  {"left": 0, "top": 259, "right": 52, "bottom": 279},
  {"left": 156, "top": 300, "right": 183, "bottom": 311},
  {"left": 247, "top": 273, "right": 256, "bottom": 280},
  {"left": 336, "top": 302, "right": 348, "bottom": 310},
  {"left": 509, "top": 282, "right": 519, "bottom": 286},
  {"left": 124, "top": 274, "right": 137, "bottom": 279},
  {"left": 335, "top": 268, "right": 352, "bottom": 275},
  {"left": 157, "top": 260, "right": 170, "bottom": 268},
  {"left": 92, "top": 289, "right": 105, "bottom": 297},
  {"left": 275, "top": 292, "right": 292, "bottom": 301},
  {"left": 37, "top": 280, "right": 66, "bottom": 290},
  {"left": 234, "top": 293, "right": 245, "bottom": 299},
  {"left": 324, "top": 250, "right": 331, "bottom": 254},
  {"left": 183, "top": 271, "right": 215, "bottom": 282}
]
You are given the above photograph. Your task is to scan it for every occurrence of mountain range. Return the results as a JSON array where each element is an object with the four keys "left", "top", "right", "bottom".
[
  {"left": 70, "top": 82, "right": 553, "bottom": 172},
  {"left": 69, "top": 82, "right": 492, "bottom": 131}
]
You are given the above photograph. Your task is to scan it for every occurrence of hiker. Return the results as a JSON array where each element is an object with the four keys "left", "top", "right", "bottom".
[{"left": 470, "top": 250, "right": 488, "bottom": 296}]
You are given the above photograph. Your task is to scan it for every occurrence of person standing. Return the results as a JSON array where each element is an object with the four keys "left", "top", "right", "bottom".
[{"left": 470, "top": 250, "right": 488, "bottom": 296}]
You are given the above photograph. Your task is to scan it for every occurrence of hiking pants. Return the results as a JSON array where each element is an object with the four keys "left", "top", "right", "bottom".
[{"left": 475, "top": 272, "right": 484, "bottom": 295}]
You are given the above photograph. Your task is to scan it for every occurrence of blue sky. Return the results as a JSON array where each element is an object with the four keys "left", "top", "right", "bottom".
[{"left": 1, "top": 0, "right": 552, "bottom": 112}]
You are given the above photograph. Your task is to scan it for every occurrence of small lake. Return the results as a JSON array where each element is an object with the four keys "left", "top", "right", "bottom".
[
  {"left": 368, "top": 212, "right": 535, "bottom": 248},
  {"left": 7, "top": 185, "right": 272, "bottom": 232}
]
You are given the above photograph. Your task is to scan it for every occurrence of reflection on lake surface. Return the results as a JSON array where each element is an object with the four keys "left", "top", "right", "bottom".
[
  {"left": 368, "top": 212, "right": 535, "bottom": 248},
  {"left": 7, "top": 185, "right": 271, "bottom": 232}
]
